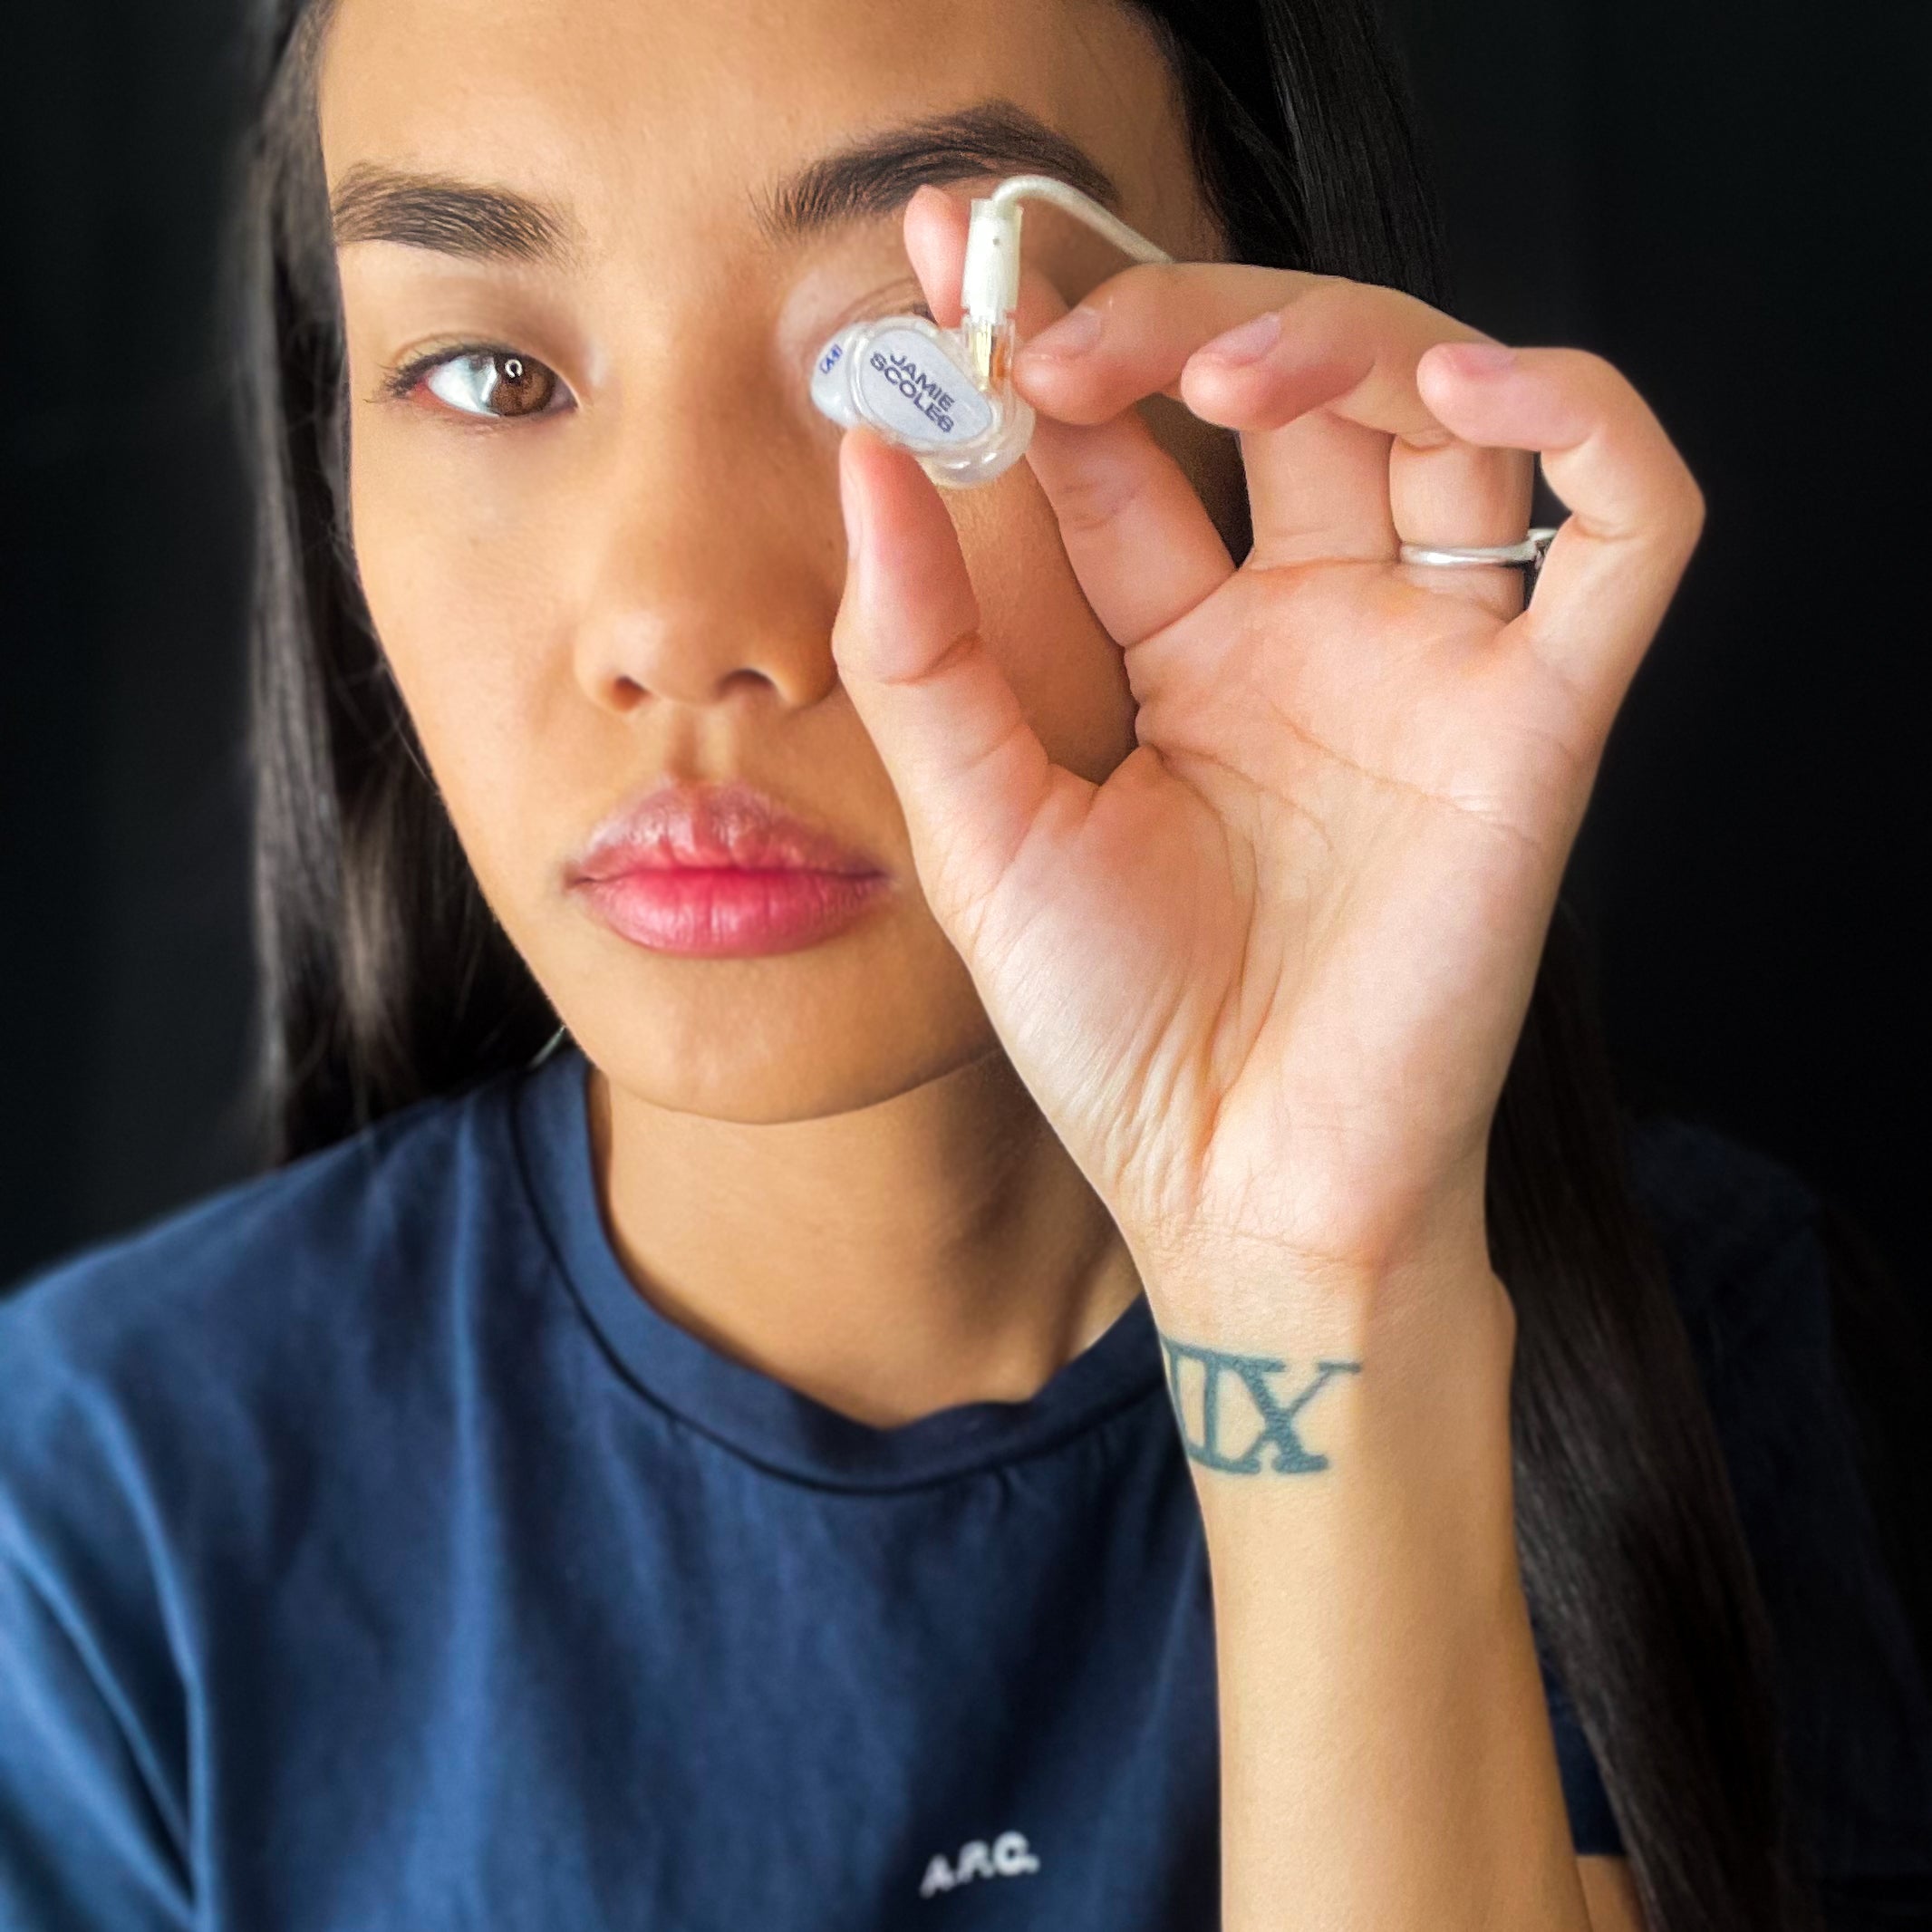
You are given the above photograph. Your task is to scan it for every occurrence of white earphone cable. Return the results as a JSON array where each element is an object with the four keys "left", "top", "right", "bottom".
[{"left": 985, "top": 175, "right": 1174, "bottom": 267}]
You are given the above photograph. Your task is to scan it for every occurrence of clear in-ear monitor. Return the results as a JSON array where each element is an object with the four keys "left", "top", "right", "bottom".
[
  {"left": 808, "top": 174, "right": 1173, "bottom": 489},
  {"left": 810, "top": 313, "right": 1034, "bottom": 488}
]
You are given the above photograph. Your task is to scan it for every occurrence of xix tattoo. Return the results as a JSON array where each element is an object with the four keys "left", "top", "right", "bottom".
[{"left": 1158, "top": 1337, "right": 1361, "bottom": 1474}]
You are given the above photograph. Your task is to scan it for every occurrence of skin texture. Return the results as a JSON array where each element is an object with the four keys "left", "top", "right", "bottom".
[{"left": 317, "top": 0, "right": 1686, "bottom": 1924}]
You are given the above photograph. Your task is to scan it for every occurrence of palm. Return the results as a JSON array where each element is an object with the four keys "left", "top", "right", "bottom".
[{"left": 950, "top": 555, "right": 1583, "bottom": 1271}]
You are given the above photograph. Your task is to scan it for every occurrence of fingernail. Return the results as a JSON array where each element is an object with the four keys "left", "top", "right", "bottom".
[
  {"left": 1435, "top": 342, "right": 1518, "bottom": 377},
  {"left": 1193, "top": 308, "right": 1281, "bottom": 366},
  {"left": 1022, "top": 304, "right": 1103, "bottom": 361}
]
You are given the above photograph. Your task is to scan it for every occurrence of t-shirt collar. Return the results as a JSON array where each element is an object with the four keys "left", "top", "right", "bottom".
[{"left": 509, "top": 1044, "right": 1164, "bottom": 1491}]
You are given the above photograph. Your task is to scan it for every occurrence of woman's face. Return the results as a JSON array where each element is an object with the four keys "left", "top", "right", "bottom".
[{"left": 319, "top": 0, "right": 1236, "bottom": 1123}]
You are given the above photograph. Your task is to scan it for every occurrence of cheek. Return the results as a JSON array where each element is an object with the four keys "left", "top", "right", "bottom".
[
  {"left": 952, "top": 471, "right": 1137, "bottom": 785},
  {"left": 345, "top": 401, "right": 581, "bottom": 901}
]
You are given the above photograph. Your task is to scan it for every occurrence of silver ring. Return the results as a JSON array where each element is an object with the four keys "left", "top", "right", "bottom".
[{"left": 1397, "top": 526, "right": 1559, "bottom": 569}]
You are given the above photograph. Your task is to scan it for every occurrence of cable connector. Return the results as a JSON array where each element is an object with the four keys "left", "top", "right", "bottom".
[{"left": 962, "top": 197, "right": 1025, "bottom": 330}]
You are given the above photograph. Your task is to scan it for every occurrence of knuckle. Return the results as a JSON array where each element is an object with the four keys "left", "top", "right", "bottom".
[
  {"left": 1650, "top": 440, "right": 1705, "bottom": 523},
  {"left": 1051, "top": 454, "right": 1152, "bottom": 539},
  {"left": 1083, "top": 260, "right": 1169, "bottom": 321},
  {"left": 1679, "top": 473, "right": 1708, "bottom": 534},
  {"left": 1669, "top": 473, "right": 1708, "bottom": 551},
  {"left": 1547, "top": 346, "right": 1632, "bottom": 414},
  {"left": 1291, "top": 278, "right": 1364, "bottom": 333},
  {"left": 1132, "top": 257, "right": 1215, "bottom": 304},
  {"left": 1637, "top": 466, "right": 1705, "bottom": 563},
  {"left": 1543, "top": 345, "right": 1625, "bottom": 405},
  {"left": 1131, "top": 259, "right": 1191, "bottom": 301}
]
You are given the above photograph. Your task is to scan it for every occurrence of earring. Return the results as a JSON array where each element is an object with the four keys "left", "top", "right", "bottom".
[{"left": 526, "top": 1022, "right": 569, "bottom": 1070}]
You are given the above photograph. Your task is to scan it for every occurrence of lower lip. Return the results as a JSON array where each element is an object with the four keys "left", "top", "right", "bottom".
[{"left": 575, "top": 866, "right": 894, "bottom": 958}]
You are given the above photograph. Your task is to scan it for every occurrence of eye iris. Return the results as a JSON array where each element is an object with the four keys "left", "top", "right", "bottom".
[{"left": 488, "top": 353, "right": 553, "bottom": 417}]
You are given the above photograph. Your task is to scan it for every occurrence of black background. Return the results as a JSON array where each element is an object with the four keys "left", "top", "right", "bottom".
[{"left": 2, "top": 0, "right": 1925, "bottom": 1302}]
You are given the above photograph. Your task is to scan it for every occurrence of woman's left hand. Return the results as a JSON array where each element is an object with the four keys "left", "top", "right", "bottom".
[{"left": 830, "top": 186, "right": 1705, "bottom": 1331}]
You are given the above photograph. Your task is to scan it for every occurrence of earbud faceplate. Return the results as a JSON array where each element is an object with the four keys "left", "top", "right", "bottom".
[{"left": 810, "top": 314, "right": 1032, "bottom": 488}]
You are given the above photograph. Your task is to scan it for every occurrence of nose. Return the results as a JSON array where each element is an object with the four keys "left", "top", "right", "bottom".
[{"left": 571, "top": 366, "right": 844, "bottom": 718}]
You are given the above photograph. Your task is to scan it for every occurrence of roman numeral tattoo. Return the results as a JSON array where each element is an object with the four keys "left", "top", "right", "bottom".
[{"left": 1157, "top": 1336, "right": 1362, "bottom": 1475}]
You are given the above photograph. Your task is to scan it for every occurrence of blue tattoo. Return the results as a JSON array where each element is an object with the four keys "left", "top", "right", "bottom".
[{"left": 1158, "top": 1335, "right": 1362, "bottom": 1474}]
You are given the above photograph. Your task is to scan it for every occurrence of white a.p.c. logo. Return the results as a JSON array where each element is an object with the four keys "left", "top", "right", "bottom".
[{"left": 919, "top": 1830, "right": 1041, "bottom": 1898}]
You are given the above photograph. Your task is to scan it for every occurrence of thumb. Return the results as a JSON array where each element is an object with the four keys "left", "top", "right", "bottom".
[{"left": 832, "top": 425, "right": 1064, "bottom": 947}]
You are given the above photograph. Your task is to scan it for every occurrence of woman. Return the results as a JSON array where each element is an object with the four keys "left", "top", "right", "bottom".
[{"left": 1, "top": 0, "right": 1926, "bottom": 1927}]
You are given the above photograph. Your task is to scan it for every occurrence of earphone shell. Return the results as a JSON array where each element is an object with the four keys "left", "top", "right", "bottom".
[{"left": 810, "top": 314, "right": 1033, "bottom": 488}]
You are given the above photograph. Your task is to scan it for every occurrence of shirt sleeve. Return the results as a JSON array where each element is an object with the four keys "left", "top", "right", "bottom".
[
  {"left": 0, "top": 1273, "right": 196, "bottom": 1932},
  {"left": 1633, "top": 1122, "right": 1932, "bottom": 1922},
  {"left": 0, "top": 1551, "right": 195, "bottom": 1930}
]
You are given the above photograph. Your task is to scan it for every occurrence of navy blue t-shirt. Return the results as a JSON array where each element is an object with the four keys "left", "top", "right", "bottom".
[{"left": 0, "top": 1045, "right": 1927, "bottom": 1928}]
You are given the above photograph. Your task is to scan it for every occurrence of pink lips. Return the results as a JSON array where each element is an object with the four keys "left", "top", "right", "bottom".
[{"left": 566, "top": 778, "right": 894, "bottom": 958}]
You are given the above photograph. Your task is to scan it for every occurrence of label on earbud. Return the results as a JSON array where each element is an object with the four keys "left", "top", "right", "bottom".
[{"left": 855, "top": 328, "right": 994, "bottom": 446}]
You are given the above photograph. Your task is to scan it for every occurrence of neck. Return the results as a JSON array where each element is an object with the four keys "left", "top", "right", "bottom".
[{"left": 587, "top": 1048, "right": 1144, "bottom": 1428}]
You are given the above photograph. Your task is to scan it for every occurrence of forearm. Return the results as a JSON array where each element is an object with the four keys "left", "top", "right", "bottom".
[{"left": 1154, "top": 1258, "right": 1593, "bottom": 1932}]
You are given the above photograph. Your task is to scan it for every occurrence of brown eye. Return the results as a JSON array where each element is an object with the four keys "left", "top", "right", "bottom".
[
  {"left": 489, "top": 354, "right": 555, "bottom": 416},
  {"left": 421, "top": 349, "right": 567, "bottom": 420}
]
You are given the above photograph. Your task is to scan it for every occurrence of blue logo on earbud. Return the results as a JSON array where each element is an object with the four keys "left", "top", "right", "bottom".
[{"left": 867, "top": 350, "right": 957, "bottom": 433}]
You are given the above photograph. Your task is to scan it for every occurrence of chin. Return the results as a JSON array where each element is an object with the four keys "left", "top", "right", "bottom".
[{"left": 566, "top": 993, "right": 984, "bottom": 1133}]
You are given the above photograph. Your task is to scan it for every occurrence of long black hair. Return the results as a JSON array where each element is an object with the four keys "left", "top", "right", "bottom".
[{"left": 231, "top": 5, "right": 1818, "bottom": 1929}]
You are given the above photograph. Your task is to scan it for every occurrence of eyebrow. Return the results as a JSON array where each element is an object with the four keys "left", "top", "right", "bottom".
[
  {"left": 328, "top": 98, "right": 1119, "bottom": 266},
  {"left": 329, "top": 165, "right": 582, "bottom": 266},
  {"left": 753, "top": 99, "right": 1120, "bottom": 237}
]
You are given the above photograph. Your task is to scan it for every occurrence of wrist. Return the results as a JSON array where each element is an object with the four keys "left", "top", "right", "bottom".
[
  {"left": 1130, "top": 1212, "right": 1514, "bottom": 1373},
  {"left": 1141, "top": 1243, "right": 1520, "bottom": 1561},
  {"left": 1123, "top": 1161, "right": 1502, "bottom": 1347}
]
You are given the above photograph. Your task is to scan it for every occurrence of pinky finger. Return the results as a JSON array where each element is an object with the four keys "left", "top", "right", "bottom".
[{"left": 1415, "top": 343, "right": 1706, "bottom": 731}]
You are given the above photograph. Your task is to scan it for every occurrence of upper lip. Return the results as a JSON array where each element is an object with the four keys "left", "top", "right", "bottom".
[{"left": 568, "top": 778, "right": 887, "bottom": 880}]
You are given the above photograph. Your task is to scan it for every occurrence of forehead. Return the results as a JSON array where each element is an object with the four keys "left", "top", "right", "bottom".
[{"left": 316, "top": 0, "right": 1203, "bottom": 253}]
